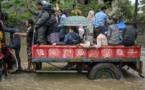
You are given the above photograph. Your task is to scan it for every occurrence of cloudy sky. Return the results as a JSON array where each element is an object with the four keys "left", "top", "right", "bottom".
[{"left": 129, "top": 0, "right": 135, "bottom": 4}]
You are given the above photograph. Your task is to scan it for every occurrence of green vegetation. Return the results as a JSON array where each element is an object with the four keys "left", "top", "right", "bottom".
[
  {"left": 115, "top": 0, "right": 135, "bottom": 22},
  {"left": 1, "top": 0, "right": 144, "bottom": 24},
  {"left": 1, "top": 0, "right": 35, "bottom": 24},
  {"left": 77, "top": 0, "right": 102, "bottom": 16},
  {"left": 137, "top": 6, "right": 145, "bottom": 23}
]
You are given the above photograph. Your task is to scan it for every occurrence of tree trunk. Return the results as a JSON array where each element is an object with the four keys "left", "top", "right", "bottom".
[{"left": 134, "top": 0, "right": 138, "bottom": 20}]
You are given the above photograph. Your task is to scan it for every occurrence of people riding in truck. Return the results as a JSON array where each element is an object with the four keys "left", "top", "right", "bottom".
[
  {"left": 80, "top": 26, "right": 108, "bottom": 48},
  {"left": 27, "top": 1, "right": 58, "bottom": 45},
  {"left": 122, "top": 21, "right": 138, "bottom": 46},
  {"left": 94, "top": 6, "right": 110, "bottom": 32},
  {"left": 57, "top": 9, "right": 67, "bottom": 42},
  {"left": 107, "top": 18, "right": 120, "bottom": 45},
  {"left": 53, "top": 26, "right": 82, "bottom": 45}
]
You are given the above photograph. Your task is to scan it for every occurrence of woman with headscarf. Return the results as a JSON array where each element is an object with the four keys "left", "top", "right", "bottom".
[
  {"left": 87, "top": 10, "right": 95, "bottom": 22},
  {"left": 85, "top": 10, "right": 95, "bottom": 45},
  {"left": 87, "top": 10, "right": 94, "bottom": 34}
]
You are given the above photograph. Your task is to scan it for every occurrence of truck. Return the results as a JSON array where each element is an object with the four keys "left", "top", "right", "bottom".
[{"left": 32, "top": 45, "right": 143, "bottom": 80}]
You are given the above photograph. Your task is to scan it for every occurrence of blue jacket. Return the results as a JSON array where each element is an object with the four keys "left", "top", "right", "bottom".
[
  {"left": 2, "top": 25, "right": 21, "bottom": 46},
  {"left": 94, "top": 11, "right": 110, "bottom": 28},
  {"left": 57, "top": 33, "right": 81, "bottom": 45}
]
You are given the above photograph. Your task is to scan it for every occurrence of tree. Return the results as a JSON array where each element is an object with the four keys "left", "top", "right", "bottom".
[
  {"left": 143, "top": 6, "right": 145, "bottom": 14},
  {"left": 137, "top": 6, "right": 145, "bottom": 23},
  {"left": 115, "top": 0, "right": 134, "bottom": 22},
  {"left": 77, "top": 0, "right": 102, "bottom": 16},
  {"left": 1, "top": 0, "right": 37, "bottom": 25}
]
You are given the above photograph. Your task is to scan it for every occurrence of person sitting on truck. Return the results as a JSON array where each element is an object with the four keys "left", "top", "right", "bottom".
[
  {"left": 122, "top": 21, "right": 138, "bottom": 46},
  {"left": 93, "top": 26, "right": 108, "bottom": 48},
  {"left": 107, "top": 18, "right": 120, "bottom": 45},
  {"left": 53, "top": 26, "right": 81, "bottom": 70},
  {"left": 53, "top": 26, "right": 82, "bottom": 45},
  {"left": 0, "top": 20, "right": 23, "bottom": 72},
  {"left": 80, "top": 26, "right": 108, "bottom": 48}
]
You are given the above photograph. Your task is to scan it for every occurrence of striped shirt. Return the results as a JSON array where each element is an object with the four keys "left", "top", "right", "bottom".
[{"left": 107, "top": 24, "right": 120, "bottom": 45}]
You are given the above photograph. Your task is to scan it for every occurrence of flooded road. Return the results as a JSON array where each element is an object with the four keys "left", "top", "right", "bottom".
[{"left": 0, "top": 44, "right": 145, "bottom": 90}]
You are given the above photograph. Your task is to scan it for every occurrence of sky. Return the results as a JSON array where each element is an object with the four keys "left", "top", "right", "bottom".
[{"left": 129, "top": 0, "right": 135, "bottom": 4}]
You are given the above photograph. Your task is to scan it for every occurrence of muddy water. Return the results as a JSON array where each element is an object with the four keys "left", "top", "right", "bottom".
[{"left": 0, "top": 44, "right": 145, "bottom": 90}]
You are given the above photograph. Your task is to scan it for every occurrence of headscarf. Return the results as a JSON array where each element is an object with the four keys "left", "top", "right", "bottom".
[{"left": 87, "top": 10, "right": 94, "bottom": 21}]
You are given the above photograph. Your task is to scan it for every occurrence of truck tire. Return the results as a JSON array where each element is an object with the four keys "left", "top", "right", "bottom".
[
  {"left": 88, "top": 63, "right": 122, "bottom": 80},
  {"left": 35, "top": 62, "right": 42, "bottom": 70}
]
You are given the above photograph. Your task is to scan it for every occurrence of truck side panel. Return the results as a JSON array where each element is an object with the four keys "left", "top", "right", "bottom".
[{"left": 32, "top": 45, "right": 141, "bottom": 59}]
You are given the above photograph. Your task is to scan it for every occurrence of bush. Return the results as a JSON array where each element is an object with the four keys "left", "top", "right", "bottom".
[
  {"left": 77, "top": 0, "right": 102, "bottom": 16},
  {"left": 1, "top": 0, "right": 36, "bottom": 25},
  {"left": 115, "top": 0, "right": 134, "bottom": 23}
]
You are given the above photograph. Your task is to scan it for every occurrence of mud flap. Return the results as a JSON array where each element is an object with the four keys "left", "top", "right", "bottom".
[
  {"left": 136, "top": 60, "right": 143, "bottom": 74},
  {"left": 139, "top": 61, "right": 143, "bottom": 74},
  {"left": 137, "top": 61, "right": 144, "bottom": 78}
]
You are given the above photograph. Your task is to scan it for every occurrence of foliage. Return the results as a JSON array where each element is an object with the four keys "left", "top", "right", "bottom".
[
  {"left": 59, "top": 0, "right": 74, "bottom": 10},
  {"left": 1, "top": 0, "right": 141, "bottom": 24},
  {"left": 137, "top": 14, "right": 145, "bottom": 23},
  {"left": 1, "top": 0, "right": 75, "bottom": 24},
  {"left": 77, "top": 0, "right": 102, "bottom": 16},
  {"left": 137, "top": 5, "right": 145, "bottom": 23},
  {"left": 142, "top": 6, "right": 145, "bottom": 15},
  {"left": 1, "top": 0, "right": 37, "bottom": 25},
  {"left": 115, "top": 0, "right": 135, "bottom": 22}
]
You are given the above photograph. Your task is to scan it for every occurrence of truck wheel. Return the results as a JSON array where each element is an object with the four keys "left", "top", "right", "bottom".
[
  {"left": 35, "top": 62, "right": 42, "bottom": 70},
  {"left": 88, "top": 63, "right": 122, "bottom": 80}
]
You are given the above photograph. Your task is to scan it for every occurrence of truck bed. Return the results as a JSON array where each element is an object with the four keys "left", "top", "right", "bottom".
[{"left": 32, "top": 45, "right": 141, "bottom": 62}]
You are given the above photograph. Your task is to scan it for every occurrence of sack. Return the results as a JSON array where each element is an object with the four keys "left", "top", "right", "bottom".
[{"left": 47, "top": 32, "right": 60, "bottom": 44}]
